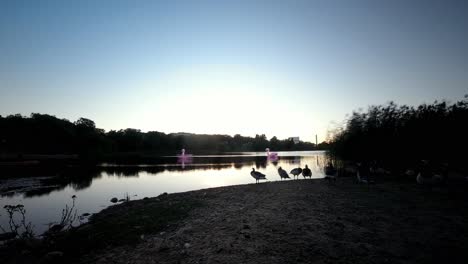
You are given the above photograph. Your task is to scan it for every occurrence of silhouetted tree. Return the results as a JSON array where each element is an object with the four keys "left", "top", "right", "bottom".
[
  {"left": 328, "top": 96, "right": 468, "bottom": 172},
  {"left": 0, "top": 114, "right": 319, "bottom": 162}
]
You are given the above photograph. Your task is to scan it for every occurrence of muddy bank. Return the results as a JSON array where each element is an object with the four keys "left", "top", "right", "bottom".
[
  {"left": 88, "top": 178, "right": 468, "bottom": 264},
  {"left": 3, "top": 177, "right": 468, "bottom": 264}
]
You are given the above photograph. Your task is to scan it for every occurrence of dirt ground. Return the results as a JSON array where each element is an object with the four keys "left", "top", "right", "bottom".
[{"left": 83, "top": 177, "right": 468, "bottom": 264}]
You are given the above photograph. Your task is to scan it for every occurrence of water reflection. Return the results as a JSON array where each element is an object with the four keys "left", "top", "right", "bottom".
[
  {"left": 0, "top": 151, "right": 328, "bottom": 234},
  {"left": 2, "top": 152, "right": 330, "bottom": 198}
]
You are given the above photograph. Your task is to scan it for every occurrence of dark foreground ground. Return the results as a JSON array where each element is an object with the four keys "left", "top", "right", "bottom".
[{"left": 2, "top": 177, "right": 468, "bottom": 264}]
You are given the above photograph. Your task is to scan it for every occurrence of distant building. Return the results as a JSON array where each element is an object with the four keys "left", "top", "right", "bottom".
[{"left": 289, "top": 137, "right": 300, "bottom": 144}]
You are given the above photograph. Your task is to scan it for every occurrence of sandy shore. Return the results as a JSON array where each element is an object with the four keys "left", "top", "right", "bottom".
[{"left": 73, "top": 177, "right": 468, "bottom": 264}]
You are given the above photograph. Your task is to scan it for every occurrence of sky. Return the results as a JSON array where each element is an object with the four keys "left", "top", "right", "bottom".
[{"left": 1, "top": 0, "right": 467, "bottom": 143}]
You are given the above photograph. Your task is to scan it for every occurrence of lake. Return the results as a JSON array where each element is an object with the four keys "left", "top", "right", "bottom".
[{"left": 0, "top": 151, "right": 328, "bottom": 235}]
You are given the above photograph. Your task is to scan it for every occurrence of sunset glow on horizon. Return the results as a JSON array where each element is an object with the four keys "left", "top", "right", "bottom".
[{"left": 1, "top": 0, "right": 467, "bottom": 143}]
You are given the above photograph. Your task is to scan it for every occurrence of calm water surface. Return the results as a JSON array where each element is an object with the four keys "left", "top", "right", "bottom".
[{"left": 0, "top": 151, "right": 328, "bottom": 234}]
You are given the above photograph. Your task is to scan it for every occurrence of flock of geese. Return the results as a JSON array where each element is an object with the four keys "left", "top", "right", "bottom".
[
  {"left": 250, "top": 165, "right": 313, "bottom": 183},
  {"left": 250, "top": 160, "right": 341, "bottom": 184},
  {"left": 250, "top": 159, "right": 452, "bottom": 185},
  {"left": 249, "top": 149, "right": 338, "bottom": 184}
]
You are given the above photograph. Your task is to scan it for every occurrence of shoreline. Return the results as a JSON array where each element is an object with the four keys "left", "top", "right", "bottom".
[{"left": 2, "top": 177, "right": 468, "bottom": 263}]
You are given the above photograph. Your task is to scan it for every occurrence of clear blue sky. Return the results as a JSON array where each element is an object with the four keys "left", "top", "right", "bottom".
[{"left": 1, "top": 0, "right": 467, "bottom": 142}]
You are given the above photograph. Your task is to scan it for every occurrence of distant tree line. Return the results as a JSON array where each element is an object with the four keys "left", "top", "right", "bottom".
[
  {"left": 328, "top": 96, "right": 468, "bottom": 171},
  {"left": 0, "top": 113, "right": 321, "bottom": 160}
]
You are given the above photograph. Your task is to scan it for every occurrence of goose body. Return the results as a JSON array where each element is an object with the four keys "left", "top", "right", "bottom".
[
  {"left": 277, "top": 167, "right": 290, "bottom": 180},
  {"left": 251, "top": 168, "right": 267, "bottom": 183},
  {"left": 416, "top": 173, "right": 444, "bottom": 185},
  {"left": 405, "top": 169, "right": 416, "bottom": 177},
  {"left": 416, "top": 160, "right": 447, "bottom": 185},
  {"left": 356, "top": 162, "right": 375, "bottom": 184},
  {"left": 290, "top": 168, "right": 302, "bottom": 179},
  {"left": 324, "top": 174, "right": 336, "bottom": 182},
  {"left": 324, "top": 163, "right": 337, "bottom": 182},
  {"left": 356, "top": 171, "right": 375, "bottom": 184},
  {"left": 356, "top": 171, "right": 367, "bottom": 184},
  {"left": 302, "top": 165, "right": 312, "bottom": 179}
]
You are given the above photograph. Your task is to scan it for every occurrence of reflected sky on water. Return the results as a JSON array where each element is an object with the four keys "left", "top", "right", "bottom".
[{"left": 0, "top": 151, "right": 327, "bottom": 235}]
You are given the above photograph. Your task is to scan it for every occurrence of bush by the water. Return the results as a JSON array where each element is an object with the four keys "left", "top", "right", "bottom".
[{"left": 328, "top": 95, "right": 468, "bottom": 172}]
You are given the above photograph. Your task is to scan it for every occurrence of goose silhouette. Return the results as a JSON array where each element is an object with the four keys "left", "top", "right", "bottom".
[
  {"left": 251, "top": 168, "right": 267, "bottom": 184},
  {"left": 324, "top": 162, "right": 337, "bottom": 182},
  {"left": 277, "top": 167, "right": 290, "bottom": 180},
  {"left": 302, "top": 165, "right": 312, "bottom": 179},
  {"left": 290, "top": 167, "right": 302, "bottom": 179}
]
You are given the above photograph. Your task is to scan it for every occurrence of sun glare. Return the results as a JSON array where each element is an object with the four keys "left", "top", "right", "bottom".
[{"left": 132, "top": 65, "right": 318, "bottom": 141}]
